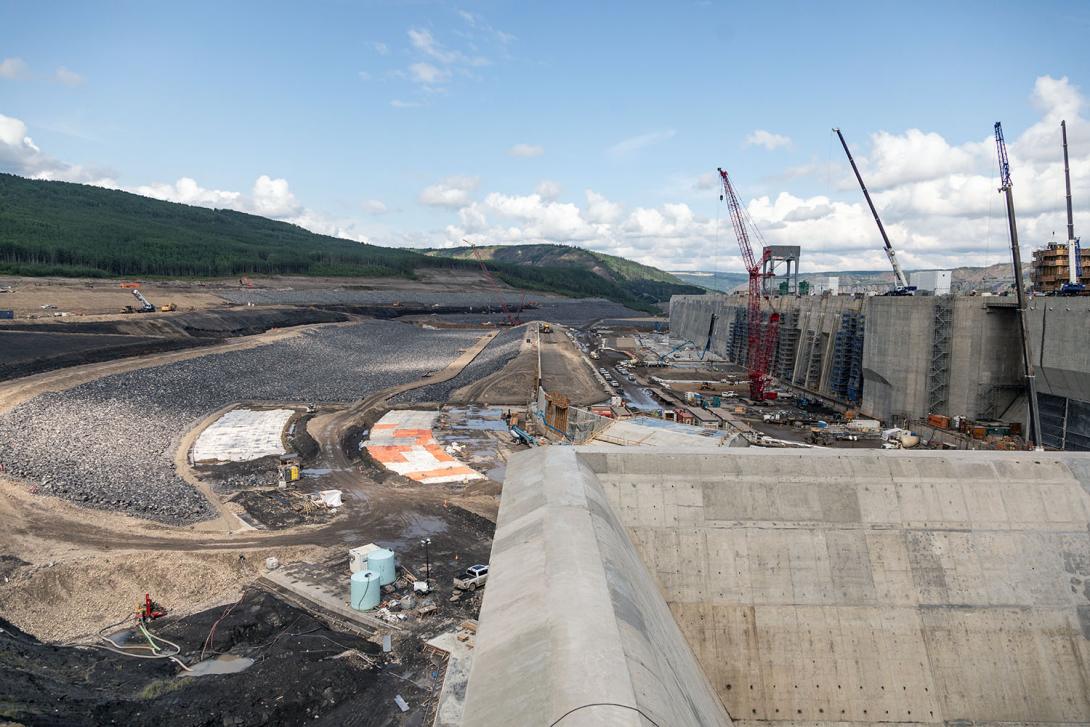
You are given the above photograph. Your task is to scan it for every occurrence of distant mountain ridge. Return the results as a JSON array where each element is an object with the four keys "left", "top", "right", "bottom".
[{"left": 425, "top": 243, "right": 703, "bottom": 303}]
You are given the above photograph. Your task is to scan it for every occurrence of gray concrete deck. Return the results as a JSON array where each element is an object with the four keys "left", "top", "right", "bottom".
[{"left": 468, "top": 445, "right": 1090, "bottom": 726}]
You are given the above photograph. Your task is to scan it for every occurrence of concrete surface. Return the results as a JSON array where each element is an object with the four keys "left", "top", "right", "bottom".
[
  {"left": 462, "top": 446, "right": 731, "bottom": 726},
  {"left": 191, "top": 407, "right": 294, "bottom": 462},
  {"left": 573, "top": 446, "right": 1090, "bottom": 725},
  {"left": 428, "top": 626, "right": 476, "bottom": 727},
  {"left": 593, "top": 416, "right": 745, "bottom": 448}
]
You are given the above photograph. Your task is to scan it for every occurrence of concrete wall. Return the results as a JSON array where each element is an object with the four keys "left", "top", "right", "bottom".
[
  {"left": 670, "top": 294, "right": 1053, "bottom": 427},
  {"left": 462, "top": 447, "right": 731, "bottom": 726},
  {"left": 578, "top": 446, "right": 1090, "bottom": 725},
  {"left": 858, "top": 296, "right": 933, "bottom": 421}
]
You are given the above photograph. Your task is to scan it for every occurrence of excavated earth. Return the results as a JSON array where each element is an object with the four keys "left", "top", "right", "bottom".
[{"left": 0, "top": 589, "right": 443, "bottom": 727}]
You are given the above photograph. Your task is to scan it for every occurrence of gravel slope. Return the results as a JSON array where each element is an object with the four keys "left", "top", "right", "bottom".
[
  {"left": 0, "top": 321, "right": 481, "bottom": 524},
  {"left": 391, "top": 325, "right": 527, "bottom": 405}
]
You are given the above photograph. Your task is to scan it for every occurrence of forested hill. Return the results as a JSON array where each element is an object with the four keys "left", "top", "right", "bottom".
[
  {"left": 426, "top": 243, "right": 703, "bottom": 303},
  {"left": 0, "top": 174, "right": 702, "bottom": 311}
]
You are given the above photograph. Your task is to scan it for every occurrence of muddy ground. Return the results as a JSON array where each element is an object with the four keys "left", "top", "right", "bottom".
[{"left": 0, "top": 588, "right": 450, "bottom": 727}]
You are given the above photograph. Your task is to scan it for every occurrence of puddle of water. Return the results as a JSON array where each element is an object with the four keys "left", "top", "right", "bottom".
[
  {"left": 301, "top": 468, "right": 333, "bottom": 477},
  {"left": 181, "top": 654, "right": 255, "bottom": 677},
  {"left": 105, "top": 629, "right": 136, "bottom": 646}
]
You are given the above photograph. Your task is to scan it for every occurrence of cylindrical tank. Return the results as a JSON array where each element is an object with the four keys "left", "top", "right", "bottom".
[
  {"left": 367, "top": 548, "right": 397, "bottom": 586},
  {"left": 350, "top": 570, "right": 381, "bottom": 611}
]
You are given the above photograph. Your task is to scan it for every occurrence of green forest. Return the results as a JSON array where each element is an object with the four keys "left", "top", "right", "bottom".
[{"left": 0, "top": 174, "right": 703, "bottom": 311}]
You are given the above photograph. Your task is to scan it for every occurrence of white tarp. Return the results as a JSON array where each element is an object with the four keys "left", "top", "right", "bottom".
[{"left": 192, "top": 408, "right": 294, "bottom": 463}]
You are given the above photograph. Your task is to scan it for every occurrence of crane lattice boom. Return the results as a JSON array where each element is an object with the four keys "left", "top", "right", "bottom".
[{"left": 718, "top": 167, "right": 779, "bottom": 401}]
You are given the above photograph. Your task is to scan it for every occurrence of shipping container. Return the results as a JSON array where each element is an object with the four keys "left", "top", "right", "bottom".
[{"left": 0, "top": 310, "right": 13, "bottom": 319}]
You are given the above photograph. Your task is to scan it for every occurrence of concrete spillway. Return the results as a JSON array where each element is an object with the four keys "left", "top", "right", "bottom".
[{"left": 467, "top": 446, "right": 1090, "bottom": 725}]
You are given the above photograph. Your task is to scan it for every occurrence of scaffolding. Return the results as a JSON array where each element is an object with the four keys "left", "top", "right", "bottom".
[
  {"left": 774, "top": 311, "right": 799, "bottom": 381},
  {"left": 927, "top": 297, "right": 953, "bottom": 414},
  {"left": 830, "top": 312, "right": 865, "bottom": 404}
]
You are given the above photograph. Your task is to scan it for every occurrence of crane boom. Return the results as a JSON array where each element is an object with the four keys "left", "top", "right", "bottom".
[
  {"left": 1061, "top": 120, "right": 1083, "bottom": 292},
  {"left": 463, "top": 239, "right": 522, "bottom": 326},
  {"left": 994, "top": 121, "right": 1043, "bottom": 450},
  {"left": 833, "top": 128, "right": 911, "bottom": 291},
  {"left": 718, "top": 167, "right": 779, "bottom": 400}
]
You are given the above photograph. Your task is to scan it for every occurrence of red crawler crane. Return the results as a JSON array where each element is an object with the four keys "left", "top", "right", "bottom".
[
  {"left": 718, "top": 168, "right": 780, "bottom": 401},
  {"left": 463, "top": 239, "right": 524, "bottom": 326}
]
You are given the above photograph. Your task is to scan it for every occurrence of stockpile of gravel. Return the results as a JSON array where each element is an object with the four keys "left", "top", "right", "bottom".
[
  {"left": 391, "top": 325, "right": 527, "bottom": 404},
  {"left": 0, "top": 321, "right": 481, "bottom": 524}
]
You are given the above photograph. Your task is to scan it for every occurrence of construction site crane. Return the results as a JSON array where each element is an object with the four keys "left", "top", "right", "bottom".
[
  {"left": 833, "top": 128, "right": 916, "bottom": 295},
  {"left": 718, "top": 168, "right": 779, "bottom": 401},
  {"left": 130, "top": 289, "right": 155, "bottom": 313},
  {"left": 462, "top": 239, "right": 523, "bottom": 326},
  {"left": 1060, "top": 120, "right": 1084, "bottom": 295},
  {"left": 994, "top": 121, "right": 1043, "bottom": 450}
]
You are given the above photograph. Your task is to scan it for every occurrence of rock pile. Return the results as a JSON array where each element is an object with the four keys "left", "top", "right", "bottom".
[{"left": 0, "top": 321, "right": 480, "bottom": 524}]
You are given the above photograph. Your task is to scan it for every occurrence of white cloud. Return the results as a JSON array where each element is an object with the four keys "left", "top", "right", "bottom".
[
  {"left": 607, "top": 129, "right": 675, "bottom": 157},
  {"left": 251, "top": 175, "right": 301, "bottom": 217},
  {"left": 420, "top": 175, "right": 479, "bottom": 207},
  {"left": 0, "top": 57, "right": 29, "bottom": 79},
  {"left": 358, "top": 70, "right": 372, "bottom": 81},
  {"left": 408, "top": 27, "right": 487, "bottom": 67},
  {"left": 585, "top": 190, "right": 622, "bottom": 224},
  {"left": 535, "top": 180, "right": 561, "bottom": 200},
  {"left": 133, "top": 177, "right": 243, "bottom": 208},
  {"left": 54, "top": 66, "right": 83, "bottom": 86},
  {"left": 373, "top": 42, "right": 389, "bottom": 55},
  {"left": 390, "top": 99, "right": 423, "bottom": 108},
  {"left": 745, "top": 129, "right": 791, "bottom": 150},
  {"left": 0, "top": 112, "right": 114, "bottom": 184},
  {"left": 363, "top": 199, "right": 388, "bottom": 214},
  {"left": 508, "top": 143, "right": 544, "bottom": 158},
  {"left": 409, "top": 62, "right": 451, "bottom": 86}
]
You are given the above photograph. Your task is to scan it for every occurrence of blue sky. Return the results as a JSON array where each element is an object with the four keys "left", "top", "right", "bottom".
[{"left": 2, "top": 1, "right": 1089, "bottom": 272}]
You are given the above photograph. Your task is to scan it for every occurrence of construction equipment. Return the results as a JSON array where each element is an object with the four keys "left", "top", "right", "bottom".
[
  {"left": 1059, "top": 120, "right": 1085, "bottom": 296},
  {"left": 994, "top": 121, "right": 1043, "bottom": 450},
  {"left": 463, "top": 239, "right": 524, "bottom": 326},
  {"left": 137, "top": 593, "right": 166, "bottom": 621},
  {"left": 159, "top": 303, "right": 177, "bottom": 312},
  {"left": 718, "top": 168, "right": 780, "bottom": 400},
  {"left": 833, "top": 128, "right": 917, "bottom": 296},
  {"left": 131, "top": 289, "right": 155, "bottom": 313}
]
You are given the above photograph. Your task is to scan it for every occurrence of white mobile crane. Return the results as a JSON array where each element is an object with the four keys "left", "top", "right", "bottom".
[{"left": 833, "top": 128, "right": 917, "bottom": 295}]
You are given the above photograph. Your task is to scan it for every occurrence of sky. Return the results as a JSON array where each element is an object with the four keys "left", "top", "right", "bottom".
[{"left": 2, "top": 0, "right": 1089, "bottom": 273}]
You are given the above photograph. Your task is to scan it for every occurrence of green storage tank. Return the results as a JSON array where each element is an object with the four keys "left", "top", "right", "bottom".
[{"left": 350, "top": 570, "right": 381, "bottom": 611}]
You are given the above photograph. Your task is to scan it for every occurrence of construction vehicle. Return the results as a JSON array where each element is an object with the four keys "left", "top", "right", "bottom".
[
  {"left": 1059, "top": 120, "right": 1085, "bottom": 296},
  {"left": 453, "top": 564, "right": 489, "bottom": 591},
  {"left": 160, "top": 303, "right": 177, "bottom": 312},
  {"left": 718, "top": 168, "right": 780, "bottom": 400},
  {"left": 833, "top": 128, "right": 917, "bottom": 296},
  {"left": 121, "top": 289, "right": 157, "bottom": 314},
  {"left": 994, "top": 121, "right": 1043, "bottom": 450},
  {"left": 540, "top": 322, "right": 553, "bottom": 333}
]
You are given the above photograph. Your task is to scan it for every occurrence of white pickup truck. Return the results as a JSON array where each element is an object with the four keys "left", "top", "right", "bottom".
[{"left": 453, "top": 564, "right": 489, "bottom": 591}]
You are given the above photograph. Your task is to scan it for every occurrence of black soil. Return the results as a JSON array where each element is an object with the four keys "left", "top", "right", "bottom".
[{"left": 0, "top": 589, "right": 443, "bottom": 727}]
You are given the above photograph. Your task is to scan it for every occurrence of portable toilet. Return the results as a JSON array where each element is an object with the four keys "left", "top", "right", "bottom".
[
  {"left": 351, "top": 570, "right": 381, "bottom": 611},
  {"left": 367, "top": 548, "right": 397, "bottom": 586}
]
